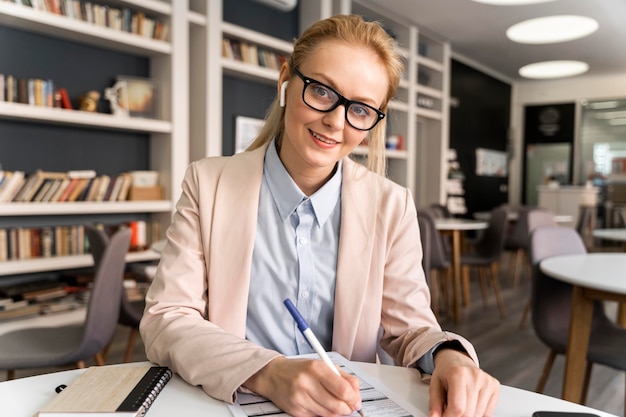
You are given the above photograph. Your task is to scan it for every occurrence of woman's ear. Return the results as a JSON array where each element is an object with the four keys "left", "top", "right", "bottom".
[{"left": 279, "top": 81, "right": 289, "bottom": 107}]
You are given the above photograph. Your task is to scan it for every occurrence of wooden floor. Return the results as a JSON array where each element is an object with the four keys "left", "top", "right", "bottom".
[{"left": 1, "top": 255, "right": 624, "bottom": 416}]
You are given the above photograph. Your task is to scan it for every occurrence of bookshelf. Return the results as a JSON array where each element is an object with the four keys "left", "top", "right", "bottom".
[
  {"left": 300, "top": 0, "right": 451, "bottom": 207},
  {"left": 0, "top": 0, "right": 193, "bottom": 276}
]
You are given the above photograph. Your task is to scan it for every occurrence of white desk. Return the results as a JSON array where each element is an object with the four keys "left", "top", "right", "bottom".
[
  {"left": 434, "top": 218, "right": 488, "bottom": 323},
  {"left": 540, "top": 253, "right": 626, "bottom": 404},
  {"left": 473, "top": 210, "right": 573, "bottom": 224},
  {"left": 0, "top": 360, "right": 618, "bottom": 417},
  {"left": 593, "top": 228, "right": 626, "bottom": 251}
]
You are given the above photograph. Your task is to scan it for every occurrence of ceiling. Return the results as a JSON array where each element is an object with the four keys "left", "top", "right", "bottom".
[{"left": 366, "top": 0, "right": 626, "bottom": 82}]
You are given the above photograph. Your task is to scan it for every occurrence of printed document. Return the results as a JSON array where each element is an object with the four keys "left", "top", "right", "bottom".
[{"left": 228, "top": 352, "right": 421, "bottom": 417}]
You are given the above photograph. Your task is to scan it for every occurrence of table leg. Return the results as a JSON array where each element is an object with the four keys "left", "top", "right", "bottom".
[
  {"left": 562, "top": 286, "right": 594, "bottom": 403},
  {"left": 451, "top": 230, "right": 461, "bottom": 323},
  {"left": 618, "top": 302, "right": 626, "bottom": 327}
]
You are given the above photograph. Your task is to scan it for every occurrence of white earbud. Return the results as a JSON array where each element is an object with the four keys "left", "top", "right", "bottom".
[{"left": 279, "top": 81, "right": 289, "bottom": 107}]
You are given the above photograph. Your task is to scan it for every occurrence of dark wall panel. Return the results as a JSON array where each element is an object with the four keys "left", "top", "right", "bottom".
[
  {"left": 450, "top": 60, "right": 512, "bottom": 216},
  {"left": 0, "top": 25, "right": 150, "bottom": 174}
]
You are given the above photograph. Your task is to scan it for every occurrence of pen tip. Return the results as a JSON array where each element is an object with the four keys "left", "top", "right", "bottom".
[{"left": 358, "top": 410, "right": 365, "bottom": 416}]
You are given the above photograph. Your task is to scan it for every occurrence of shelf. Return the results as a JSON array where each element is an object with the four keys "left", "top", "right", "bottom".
[
  {"left": 417, "top": 55, "right": 444, "bottom": 72},
  {"left": 0, "top": 2, "right": 171, "bottom": 57},
  {"left": 0, "top": 102, "right": 172, "bottom": 133},
  {"left": 221, "top": 21, "right": 293, "bottom": 54},
  {"left": 221, "top": 58, "right": 280, "bottom": 84},
  {"left": 0, "top": 249, "right": 160, "bottom": 277},
  {"left": 0, "top": 201, "right": 173, "bottom": 216},
  {"left": 415, "top": 107, "right": 442, "bottom": 120}
]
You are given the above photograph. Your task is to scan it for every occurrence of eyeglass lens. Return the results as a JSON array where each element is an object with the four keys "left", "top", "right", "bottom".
[{"left": 295, "top": 69, "right": 384, "bottom": 131}]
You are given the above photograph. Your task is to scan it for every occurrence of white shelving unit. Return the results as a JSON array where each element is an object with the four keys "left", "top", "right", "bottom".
[
  {"left": 300, "top": 0, "right": 450, "bottom": 206},
  {"left": 0, "top": 0, "right": 191, "bottom": 276}
]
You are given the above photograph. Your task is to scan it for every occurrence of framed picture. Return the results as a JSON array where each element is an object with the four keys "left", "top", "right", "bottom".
[
  {"left": 105, "top": 76, "right": 159, "bottom": 118},
  {"left": 235, "top": 116, "right": 264, "bottom": 153}
]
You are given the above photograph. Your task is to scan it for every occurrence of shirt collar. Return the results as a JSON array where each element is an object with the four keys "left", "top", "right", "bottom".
[{"left": 264, "top": 139, "right": 342, "bottom": 227}]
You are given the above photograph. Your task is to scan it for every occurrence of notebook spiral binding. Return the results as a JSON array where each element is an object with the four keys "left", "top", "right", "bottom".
[{"left": 118, "top": 367, "right": 173, "bottom": 415}]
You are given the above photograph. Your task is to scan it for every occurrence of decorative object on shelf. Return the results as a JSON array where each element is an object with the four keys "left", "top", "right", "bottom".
[
  {"left": 385, "top": 134, "right": 404, "bottom": 150},
  {"left": 105, "top": 76, "right": 158, "bottom": 118},
  {"left": 78, "top": 90, "right": 100, "bottom": 112},
  {"left": 417, "top": 95, "right": 435, "bottom": 109},
  {"left": 235, "top": 116, "right": 264, "bottom": 154}
]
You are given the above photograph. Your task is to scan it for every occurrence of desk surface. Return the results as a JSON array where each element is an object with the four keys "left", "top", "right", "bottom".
[
  {"left": 540, "top": 253, "right": 626, "bottom": 294},
  {"left": 434, "top": 218, "right": 488, "bottom": 231},
  {"left": 0, "top": 361, "right": 618, "bottom": 417},
  {"left": 592, "top": 228, "right": 626, "bottom": 242},
  {"left": 473, "top": 211, "right": 573, "bottom": 224}
]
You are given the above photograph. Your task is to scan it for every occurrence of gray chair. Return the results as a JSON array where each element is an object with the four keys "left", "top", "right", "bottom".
[
  {"left": 418, "top": 208, "right": 452, "bottom": 319},
  {"left": 518, "top": 209, "right": 557, "bottom": 327},
  {"left": 0, "top": 227, "right": 131, "bottom": 379},
  {"left": 85, "top": 225, "right": 145, "bottom": 363},
  {"left": 459, "top": 206, "right": 508, "bottom": 317},
  {"left": 529, "top": 226, "right": 626, "bottom": 407},
  {"left": 503, "top": 205, "right": 533, "bottom": 288}
]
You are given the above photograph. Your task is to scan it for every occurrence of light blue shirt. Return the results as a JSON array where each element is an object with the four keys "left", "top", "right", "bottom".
[{"left": 246, "top": 139, "right": 342, "bottom": 355}]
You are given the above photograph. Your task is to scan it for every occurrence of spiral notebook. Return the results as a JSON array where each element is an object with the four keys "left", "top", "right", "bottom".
[{"left": 38, "top": 365, "right": 172, "bottom": 417}]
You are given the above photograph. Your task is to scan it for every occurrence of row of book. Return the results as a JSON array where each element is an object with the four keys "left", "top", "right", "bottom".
[
  {"left": 0, "top": 269, "right": 151, "bottom": 321},
  {"left": 0, "top": 169, "right": 137, "bottom": 203},
  {"left": 3, "top": 0, "right": 169, "bottom": 41},
  {"left": 0, "top": 224, "right": 89, "bottom": 262},
  {"left": 0, "top": 75, "right": 71, "bottom": 108},
  {"left": 0, "top": 220, "right": 159, "bottom": 261},
  {"left": 222, "top": 37, "right": 289, "bottom": 71}
]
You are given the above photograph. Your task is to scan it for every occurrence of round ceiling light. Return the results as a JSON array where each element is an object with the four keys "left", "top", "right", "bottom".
[
  {"left": 519, "top": 60, "right": 589, "bottom": 79},
  {"left": 507, "top": 15, "right": 599, "bottom": 44},
  {"left": 471, "top": 0, "right": 557, "bottom": 5}
]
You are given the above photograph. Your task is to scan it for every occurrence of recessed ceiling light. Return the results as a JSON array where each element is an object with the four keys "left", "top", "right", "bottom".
[
  {"left": 471, "top": 0, "right": 557, "bottom": 5},
  {"left": 519, "top": 60, "right": 589, "bottom": 79},
  {"left": 507, "top": 15, "right": 599, "bottom": 44}
]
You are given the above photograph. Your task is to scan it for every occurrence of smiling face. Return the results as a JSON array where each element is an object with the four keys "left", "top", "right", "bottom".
[{"left": 278, "top": 40, "right": 389, "bottom": 195}]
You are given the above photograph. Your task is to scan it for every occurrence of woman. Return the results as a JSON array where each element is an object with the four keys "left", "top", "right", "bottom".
[{"left": 140, "top": 14, "right": 499, "bottom": 417}]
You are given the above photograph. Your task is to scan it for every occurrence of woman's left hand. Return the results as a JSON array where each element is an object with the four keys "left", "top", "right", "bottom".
[{"left": 427, "top": 348, "right": 500, "bottom": 417}]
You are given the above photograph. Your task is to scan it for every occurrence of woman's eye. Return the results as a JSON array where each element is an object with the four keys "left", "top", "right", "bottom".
[{"left": 350, "top": 104, "right": 371, "bottom": 118}]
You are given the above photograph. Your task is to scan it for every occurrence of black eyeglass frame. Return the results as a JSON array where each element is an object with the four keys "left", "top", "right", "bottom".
[{"left": 293, "top": 67, "right": 386, "bottom": 131}]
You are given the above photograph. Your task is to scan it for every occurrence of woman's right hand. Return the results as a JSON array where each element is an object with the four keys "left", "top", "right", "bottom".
[{"left": 243, "top": 356, "right": 362, "bottom": 417}]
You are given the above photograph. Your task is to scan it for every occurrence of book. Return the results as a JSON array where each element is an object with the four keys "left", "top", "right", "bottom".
[{"left": 38, "top": 365, "right": 172, "bottom": 417}]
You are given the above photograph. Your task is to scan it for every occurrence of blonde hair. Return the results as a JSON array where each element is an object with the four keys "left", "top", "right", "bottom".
[{"left": 247, "top": 14, "right": 404, "bottom": 176}]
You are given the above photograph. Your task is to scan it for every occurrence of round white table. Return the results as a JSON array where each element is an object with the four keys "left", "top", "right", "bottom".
[
  {"left": 593, "top": 228, "right": 626, "bottom": 250},
  {"left": 434, "top": 218, "right": 488, "bottom": 323},
  {"left": 0, "top": 360, "right": 618, "bottom": 417},
  {"left": 540, "top": 253, "right": 626, "bottom": 405}
]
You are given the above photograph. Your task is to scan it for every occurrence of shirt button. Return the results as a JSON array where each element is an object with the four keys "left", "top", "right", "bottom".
[
  {"left": 298, "top": 237, "right": 307, "bottom": 245},
  {"left": 302, "top": 291, "right": 310, "bottom": 299}
]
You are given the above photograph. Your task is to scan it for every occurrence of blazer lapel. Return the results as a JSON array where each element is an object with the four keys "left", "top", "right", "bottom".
[
  {"left": 333, "top": 159, "right": 379, "bottom": 356},
  {"left": 208, "top": 145, "right": 267, "bottom": 337}
]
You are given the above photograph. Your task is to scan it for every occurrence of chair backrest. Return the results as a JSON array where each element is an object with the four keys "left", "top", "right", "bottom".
[
  {"left": 505, "top": 205, "right": 533, "bottom": 249},
  {"left": 418, "top": 208, "right": 450, "bottom": 270},
  {"left": 81, "top": 226, "right": 131, "bottom": 358},
  {"left": 527, "top": 208, "right": 557, "bottom": 233},
  {"left": 576, "top": 205, "right": 593, "bottom": 236},
  {"left": 85, "top": 225, "right": 142, "bottom": 327},
  {"left": 528, "top": 226, "right": 604, "bottom": 351},
  {"left": 429, "top": 203, "right": 451, "bottom": 219},
  {"left": 417, "top": 215, "right": 431, "bottom": 286},
  {"left": 474, "top": 206, "right": 508, "bottom": 259}
]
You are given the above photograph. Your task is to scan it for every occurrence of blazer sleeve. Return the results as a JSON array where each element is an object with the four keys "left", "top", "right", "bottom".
[{"left": 139, "top": 154, "right": 282, "bottom": 404}]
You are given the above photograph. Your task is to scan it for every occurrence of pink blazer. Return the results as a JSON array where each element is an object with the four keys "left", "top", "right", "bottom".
[{"left": 140, "top": 143, "right": 478, "bottom": 403}]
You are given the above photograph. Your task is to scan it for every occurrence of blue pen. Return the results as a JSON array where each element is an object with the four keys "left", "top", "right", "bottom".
[{"left": 284, "top": 298, "right": 364, "bottom": 417}]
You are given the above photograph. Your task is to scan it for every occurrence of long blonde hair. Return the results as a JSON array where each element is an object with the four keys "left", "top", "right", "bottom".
[{"left": 246, "top": 14, "right": 404, "bottom": 176}]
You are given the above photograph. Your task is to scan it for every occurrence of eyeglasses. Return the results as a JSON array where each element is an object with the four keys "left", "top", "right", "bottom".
[{"left": 294, "top": 67, "right": 385, "bottom": 131}]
